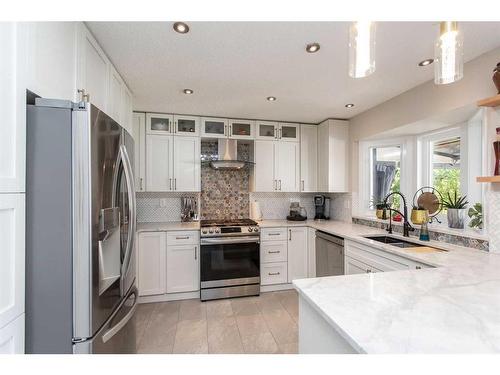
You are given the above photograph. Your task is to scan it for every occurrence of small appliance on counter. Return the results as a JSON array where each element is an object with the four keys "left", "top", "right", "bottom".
[
  {"left": 314, "top": 195, "right": 330, "bottom": 220},
  {"left": 287, "top": 201, "right": 307, "bottom": 221},
  {"left": 181, "top": 196, "right": 198, "bottom": 222}
]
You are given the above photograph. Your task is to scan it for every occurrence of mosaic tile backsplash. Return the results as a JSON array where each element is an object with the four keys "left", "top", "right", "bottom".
[
  {"left": 137, "top": 192, "right": 200, "bottom": 222},
  {"left": 200, "top": 141, "right": 250, "bottom": 220},
  {"left": 352, "top": 217, "right": 490, "bottom": 251}
]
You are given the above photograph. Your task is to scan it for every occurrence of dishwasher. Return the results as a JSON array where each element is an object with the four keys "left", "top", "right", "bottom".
[{"left": 315, "top": 231, "right": 344, "bottom": 277}]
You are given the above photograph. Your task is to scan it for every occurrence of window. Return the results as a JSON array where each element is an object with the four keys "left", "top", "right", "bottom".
[
  {"left": 431, "top": 136, "right": 461, "bottom": 202},
  {"left": 369, "top": 146, "right": 401, "bottom": 209}
]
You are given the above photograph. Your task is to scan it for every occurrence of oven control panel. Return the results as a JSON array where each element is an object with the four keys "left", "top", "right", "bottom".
[{"left": 200, "top": 226, "right": 260, "bottom": 237}]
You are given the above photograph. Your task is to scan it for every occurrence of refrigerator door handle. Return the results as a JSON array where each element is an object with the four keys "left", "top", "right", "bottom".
[
  {"left": 119, "top": 145, "right": 137, "bottom": 283},
  {"left": 101, "top": 290, "right": 137, "bottom": 344}
]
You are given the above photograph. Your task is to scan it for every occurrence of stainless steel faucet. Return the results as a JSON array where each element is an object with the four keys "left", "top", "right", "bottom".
[{"left": 382, "top": 192, "right": 414, "bottom": 237}]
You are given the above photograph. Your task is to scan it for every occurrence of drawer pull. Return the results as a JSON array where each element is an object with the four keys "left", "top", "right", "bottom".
[
  {"left": 176, "top": 236, "right": 190, "bottom": 240},
  {"left": 268, "top": 233, "right": 281, "bottom": 236},
  {"left": 366, "top": 269, "right": 372, "bottom": 273},
  {"left": 268, "top": 272, "right": 281, "bottom": 276},
  {"left": 268, "top": 251, "right": 280, "bottom": 254}
]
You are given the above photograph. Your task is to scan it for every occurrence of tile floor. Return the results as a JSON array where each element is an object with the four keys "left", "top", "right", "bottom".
[{"left": 135, "top": 290, "right": 299, "bottom": 354}]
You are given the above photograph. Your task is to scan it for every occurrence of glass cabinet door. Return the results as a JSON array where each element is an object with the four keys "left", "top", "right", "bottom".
[
  {"left": 174, "top": 115, "right": 200, "bottom": 136},
  {"left": 146, "top": 113, "right": 174, "bottom": 135},
  {"left": 279, "top": 123, "right": 300, "bottom": 142},
  {"left": 201, "top": 117, "right": 228, "bottom": 138},
  {"left": 256, "top": 121, "right": 278, "bottom": 140},
  {"left": 229, "top": 120, "right": 255, "bottom": 139}
]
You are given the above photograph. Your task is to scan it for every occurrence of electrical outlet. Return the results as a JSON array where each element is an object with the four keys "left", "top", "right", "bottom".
[{"left": 159, "top": 198, "right": 167, "bottom": 208}]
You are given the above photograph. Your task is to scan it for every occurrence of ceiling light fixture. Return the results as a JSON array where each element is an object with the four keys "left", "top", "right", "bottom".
[
  {"left": 173, "top": 22, "right": 190, "bottom": 34},
  {"left": 183, "top": 89, "right": 194, "bottom": 94},
  {"left": 267, "top": 96, "right": 276, "bottom": 102},
  {"left": 418, "top": 58, "right": 434, "bottom": 67},
  {"left": 345, "top": 103, "right": 355, "bottom": 108},
  {"left": 434, "top": 21, "right": 463, "bottom": 84},
  {"left": 306, "top": 43, "right": 321, "bottom": 53},
  {"left": 348, "top": 21, "right": 376, "bottom": 78}
]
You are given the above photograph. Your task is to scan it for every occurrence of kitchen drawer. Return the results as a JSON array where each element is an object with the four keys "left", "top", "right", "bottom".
[
  {"left": 167, "top": 231, "right": 199, "bottom": 246},
  {"left": 345, "top": 240, "right": 410, "bottom": 271},
  {"left": 261, "top": 262, "right": 288, "bottom": 285},
  {"left": 260, "top": 227, "right": 287, "bottom": 241},
  {"left": 261, "top": 241, "right": 287, "bottom": 263}
]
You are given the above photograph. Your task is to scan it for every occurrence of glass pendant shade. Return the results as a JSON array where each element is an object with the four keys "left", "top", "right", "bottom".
[
  {"left": 348, "top": 21, "right": 376, "bottom": 78},
  {"left": 434, "top": 22, "right": 463, "bottom": 85}
]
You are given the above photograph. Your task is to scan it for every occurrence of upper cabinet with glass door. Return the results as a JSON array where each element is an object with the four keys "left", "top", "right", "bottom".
[
  {"left": 256, "top": 121, "right": 278, "bottom": 140},
  {"left": 146, "top": 113, "right": 174, "bottom": 135},
  {"left": 173, "top": 115, "right": 200, "bottom": 137},
  {"left": 228, "top": 119, "right": 255, "bottom": 140},
  {"left": 201, "top": 117, "right": 229, "bottom": 139},
  {"left": 278, "top": 123, "right": 300, "bottom": 142}
]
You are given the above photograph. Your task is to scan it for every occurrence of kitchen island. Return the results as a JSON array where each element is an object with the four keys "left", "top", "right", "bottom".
[{"left": 286, "top": 220, "right": 500, "bottom": 353}]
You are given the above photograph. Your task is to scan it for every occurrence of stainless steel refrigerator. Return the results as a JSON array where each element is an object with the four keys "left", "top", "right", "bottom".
[{"left": 26, "top": 98, "right": 137, "bottom": 354}]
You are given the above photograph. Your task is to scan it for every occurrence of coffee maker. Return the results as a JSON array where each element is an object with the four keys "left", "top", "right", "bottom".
[{"left": 314, "top": 195, "right": 330, "bottom": 220}]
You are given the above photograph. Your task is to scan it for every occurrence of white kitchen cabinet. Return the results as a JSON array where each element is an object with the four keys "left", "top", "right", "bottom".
[
  {"left": 253, "top": 140, "right": 299, "bottom": 192},
  {"left": 146, "top": 113, "right": 174, "bottom": 135},
  {"left": 166, "top": 243, "right": 199, "bottom": 293},
  {"left": 174, "top": 115, "right": 200, "bottom": 137},
  {"left": 76, "top": 23, "right": 109, "bottom": 113},
  {"left": 287, "top": 227, "right": 308, "bottom": 282},
  {"left": 228, "top": 119, "right": 255, "bottom": 139},
  {"left": 132, "top": 112, "right": 146, "bottom": 192},
  {"left": 279, "top": 123, "right": 300, "bottom": 142},
  {"left": 146, "top": 135, "right": 174, "bottom": 192},
  {"left": 173, "top": 136, "right": 201, "bottom": 192},
  {"left": 345, "top": 256, "right": 378, "bottom": 275},
  {"left": 261, "top": 262, "right": 288, "bottom": 285},
  {"left": 256, "top": 121, "right": 278, "bottom": 140},
  {"left": 300, "top": 124, "right": 318, "bottom": 192},
  {"left": 0, "top": 314, "right": 24, "bottom": 354},
  {"left": 146, "top": 134, "right": 200, "bottom": 192},
  {"left": 317, "top": 119, "right": 349, "bottom": 192},
  {"left": 276, "top": 141, "right": 300, "bottom": 192},
  {"left": 254, "top": 141, "right": 276, "bottom": 192},
  {"left": 307, "top": 227, "right": 316, "bottom": 277},
  {"left": 256, "top": 122, "right": 299, "bottom": 142},
  {"left": 261, "top": 241, "right": 288, "bottom": 263},
  {"left": 201, "top": 117, "right": 228, "bottom": 138},
  {"left": 137, "top": 232, "right": 167, "bottom": 296},
  {"left": 0, "top": 194, "right": 25, "bottom": 331}
]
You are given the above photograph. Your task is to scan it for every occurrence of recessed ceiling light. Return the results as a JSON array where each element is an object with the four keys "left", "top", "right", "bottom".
[
  {"left": 173, "top": 22, "right": 190, "bottom": 34},
  {"left": 306, "top": 43, "right": 320, "bottom": 53},
  {"left": 345, "top": 103, "right": 355, "bottom": 108},
  {"left": 418, "top": 58, "right": 434, "bottom": 67},
  {"left": 183, "top": 89, "right": 194, "bottom": 94},
  {"left": 267, "top": 96, "right": 277, "bottom": 102}
]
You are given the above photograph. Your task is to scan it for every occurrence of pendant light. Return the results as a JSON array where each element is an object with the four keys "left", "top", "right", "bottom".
[
  {"left": 348, "top": 21, "right": 376, "bottom": 78},
  {"left": 434, "top": 22, "right": 463, "bottom": 85}
]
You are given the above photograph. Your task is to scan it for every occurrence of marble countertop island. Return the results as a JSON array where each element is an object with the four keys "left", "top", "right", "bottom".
[{"left": 283, "top": 220, "right": 500, "bottom": 353}]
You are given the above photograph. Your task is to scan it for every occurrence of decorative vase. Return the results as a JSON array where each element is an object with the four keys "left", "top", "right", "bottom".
[
  {"left": 495, "top": 141, "right": 500, "bottom": 176},
  {"left": 411, "top": 209, "right": 427, "bottom": 225},
  {"left": 493, "top": 63, "right": 500, "bottom": 94},
  {"left": 376, "top": 209, "right": 385, "bottom": 219},
  {"left": 447, "top": 208, "right": 466, "bottom": 229}
]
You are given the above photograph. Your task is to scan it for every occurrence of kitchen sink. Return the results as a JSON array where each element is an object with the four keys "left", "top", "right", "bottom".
[{"left": 364, "top": 235, "right": 448, "bottom": 252}]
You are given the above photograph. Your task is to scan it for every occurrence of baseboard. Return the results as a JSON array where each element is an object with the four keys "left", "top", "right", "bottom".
[
  {"left": 260, "top": 283, "right": 295, "bottom": 292},
  {"left": 138, "top": 290, "right": 200, "bottom": 304}
]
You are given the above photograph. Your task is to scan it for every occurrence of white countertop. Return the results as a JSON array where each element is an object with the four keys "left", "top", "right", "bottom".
[
  {"left": 285, "top": 219, "right": 500, "bottom": 353},
  {"left": 137, "top": 221, "right": 200, "bottom": 232}
]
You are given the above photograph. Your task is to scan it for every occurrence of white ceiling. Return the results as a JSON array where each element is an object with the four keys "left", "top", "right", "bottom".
[{"left": 87, "top": 22, "right": 500, "bottom": 123}]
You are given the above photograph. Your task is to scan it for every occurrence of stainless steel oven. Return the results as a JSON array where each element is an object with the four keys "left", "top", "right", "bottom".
[{"left": 200, "top": 220, "right": 260, "bottom": 301}]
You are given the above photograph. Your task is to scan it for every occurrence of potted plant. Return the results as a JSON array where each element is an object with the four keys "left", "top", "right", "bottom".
[
  {"left": 468, "top": 203, "right": 483, "bottom": 231},
  {"left": 442, "top": 191, "right": 468, "bottom": 229},
  {"left": 370, "top": 198, "right": 387, "bottom": 220}
]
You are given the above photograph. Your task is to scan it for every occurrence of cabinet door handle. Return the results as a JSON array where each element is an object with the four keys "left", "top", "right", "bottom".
[
  {"left": 279, "top": 128, "right": 282, "bottom": 139},
  {"left": 268, "top": 250, "right": 281, "bottom": 254},
  {"left": 416, "top": 266, "right": 422, "bottom": 269},
  {"left": 194, "top": 246, "right": 197, "bottom": 260},
  {"left": 289, "top": 229, "right": 292, "bottom": 241},
  {"left": 301, "top": 180, "right": 305, "bottom": 191},
  {"left": 140, "top": 178, "right": 143, "bottom": 190},
  {"left": 273, "top": 127, "right": 277, "bottom": 139},
  {"left": 169, "top": 178, "right": 172, "bottom": 190},
  {"left": 279, "top": 180, "right": 282, "bottom": 190},
  {"left": 174, "top": 178, "right": 177, "bottom": 190},
  {"left": 268, "top": 272, "right": 280, "bottom": 276},
  {"left": 366, "top": 269, "right": 372, "bottom": 273}
]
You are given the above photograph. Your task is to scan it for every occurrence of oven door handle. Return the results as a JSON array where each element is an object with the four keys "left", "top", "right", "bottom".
[{"left": 201, "top": 237, "right": 260, "bottom": 245}]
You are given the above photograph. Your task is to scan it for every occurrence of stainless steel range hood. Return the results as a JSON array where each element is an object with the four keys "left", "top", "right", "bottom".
[{"left": 209, "top": 139, "right": 253, "bottom": 170}]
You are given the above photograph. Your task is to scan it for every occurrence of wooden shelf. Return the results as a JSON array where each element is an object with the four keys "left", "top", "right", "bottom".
[
  {"left": 476, "top": 176, "right": 500, "bottom": 183},
  {"left": 477, "top": 94, "right": 500, "bottom": 107}
]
